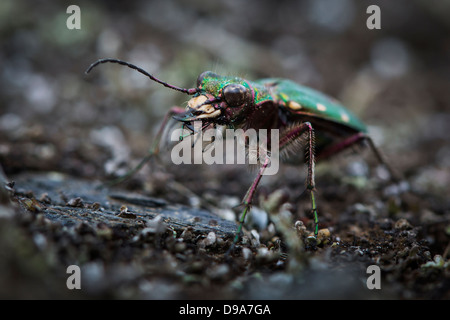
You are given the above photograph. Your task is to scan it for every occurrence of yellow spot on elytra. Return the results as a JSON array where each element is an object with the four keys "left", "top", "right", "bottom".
[
  {"left": 341, "top": 112, "right": 350, "bottom": 123},
  {"left": 288, "top": 101, "right": 302, "bottom": 110},
  {"left": 316, "top": 103, "right": 327, "bottom": 112}
]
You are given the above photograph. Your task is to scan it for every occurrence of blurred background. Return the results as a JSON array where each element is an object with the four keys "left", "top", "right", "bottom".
[
  {"left": 1, "top": 0, "right": 449, "bottom": 184},
  {"left": 0, "top": 0, "right": 449, "bottom": 299}
]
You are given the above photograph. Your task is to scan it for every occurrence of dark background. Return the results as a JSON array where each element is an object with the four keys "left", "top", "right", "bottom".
[{"left": 0, "top": 0, "right": 449, "bottom": 299}]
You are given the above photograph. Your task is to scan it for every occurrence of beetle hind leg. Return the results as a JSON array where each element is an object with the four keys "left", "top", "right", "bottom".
[
  {"left": 317, "top": 132, "right": 400, "bottom": 182},
  {"left": 364, "top": 136, "right": 401, "bottom": 182}
]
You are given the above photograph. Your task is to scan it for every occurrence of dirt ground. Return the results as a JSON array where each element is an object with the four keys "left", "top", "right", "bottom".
[{"left": 0, "top": 0, "right": 449, "bottom": 300}]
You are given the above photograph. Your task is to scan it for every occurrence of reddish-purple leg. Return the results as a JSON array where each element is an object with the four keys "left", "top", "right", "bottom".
[
  {"left": 317, "top": 132, "right": 399, "bottom": 181},
  {"left": 231, "top": 156, "right": 272, "bottom": 246}
]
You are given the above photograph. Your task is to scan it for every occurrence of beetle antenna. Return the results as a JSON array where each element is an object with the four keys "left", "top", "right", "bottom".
[{"left": 85, "top": 58, "right": 199, "bottom": 95}]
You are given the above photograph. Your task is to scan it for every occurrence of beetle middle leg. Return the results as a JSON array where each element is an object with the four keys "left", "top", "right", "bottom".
[{"left": 278, "top": 122, "right": 318, "bottom": 238}]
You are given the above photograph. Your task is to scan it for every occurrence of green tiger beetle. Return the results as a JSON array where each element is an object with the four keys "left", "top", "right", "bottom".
[{"left": 86, "top": 58, "right": 398, "bottom": 251}]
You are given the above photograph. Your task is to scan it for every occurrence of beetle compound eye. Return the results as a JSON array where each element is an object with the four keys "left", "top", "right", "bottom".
[{"left": 223, "top": 84, "right": 250, "bottom": 107}]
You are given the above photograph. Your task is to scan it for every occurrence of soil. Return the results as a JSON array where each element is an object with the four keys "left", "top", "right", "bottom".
[{"left": 0, "top": 0, "right": 449, "bottom": 300}]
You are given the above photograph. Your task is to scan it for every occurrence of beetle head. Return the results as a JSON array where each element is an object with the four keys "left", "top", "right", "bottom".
[{"left": 173, "top": 71, "right": 254, "bottom": 132}]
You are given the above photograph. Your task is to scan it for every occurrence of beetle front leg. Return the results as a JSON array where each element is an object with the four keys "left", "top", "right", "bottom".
[{"left": 106, "top": 106, "right": 186, "bottom": 186}]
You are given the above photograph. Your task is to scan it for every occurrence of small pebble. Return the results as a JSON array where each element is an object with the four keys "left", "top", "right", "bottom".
[
  {"left": 394, "top": 218, "right": 412, "bottom": 230},
  {"left": 174, "top": 241, "right": 186, "bottom": 253},
  {"left": 317, "top": 228, "right": 331, "bottom": 244},
  {"left": 21, "top": 198, "right": 44, "bottom": 212},
  {"left": 91, "top": 202, "right": 101, "bottom": 210},
  {"left": 250, "top": 229, "right": 260, "bottom": 247},
  {"left": 180, "top": 227, "right": 193, "bottom": 241},
  {"left": 242, "top": 247, "right": 252, "bottom": 260},
  {"left": 205, "top": 231, "right": 216, "bottom": 247},
  {"left": 117, "top": 205, "right": 136, "bottom": 218},
  {"left": 67, "top": 197, "right": 84, "bottom": 207},
  {"left": 295, "top": 220, "right": 308, "bottom": 237},
  {"left": 255, "top": 247, "right": 277, "bottom": 264},
  {"left": 39, "top": 193, "right": 51, "bottom": 204},
  {"left": 206, "top": 264, "right": 230, "bottom": 280},
  {"left": 141, "top": 216, "right": 167, "bottom": 235}
]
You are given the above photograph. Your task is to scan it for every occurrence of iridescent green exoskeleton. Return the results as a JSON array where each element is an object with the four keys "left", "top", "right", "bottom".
[{"left": 86, "top": 59, "right": 397, "bottom": 251}]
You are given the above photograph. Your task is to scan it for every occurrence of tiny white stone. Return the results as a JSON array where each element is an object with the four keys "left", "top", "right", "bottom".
[{"left": 205, "top": 231, "right": 216, "bottom": 246}]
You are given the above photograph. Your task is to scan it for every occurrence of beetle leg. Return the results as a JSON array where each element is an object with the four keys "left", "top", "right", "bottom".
[
  {"left": 278, "top": 122, "right": 318, "bottom": 238},
  {"left": 317, "top": 132, "right": 400, "bottom": 181},
  {"left": 229, "top": 122, "right": 318, "bottom": 254},
  {"left": 106, "top": 106, "right": 186, "bottom": 186},
  {"left": 230, "top": 155, "right": 271, "bottom": 251},
  {"left": 365, "top": 136, "right": 401, "bottom": 181},
  {"left": 316, "top": 132, "right": 365, "bottom": 161}
]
